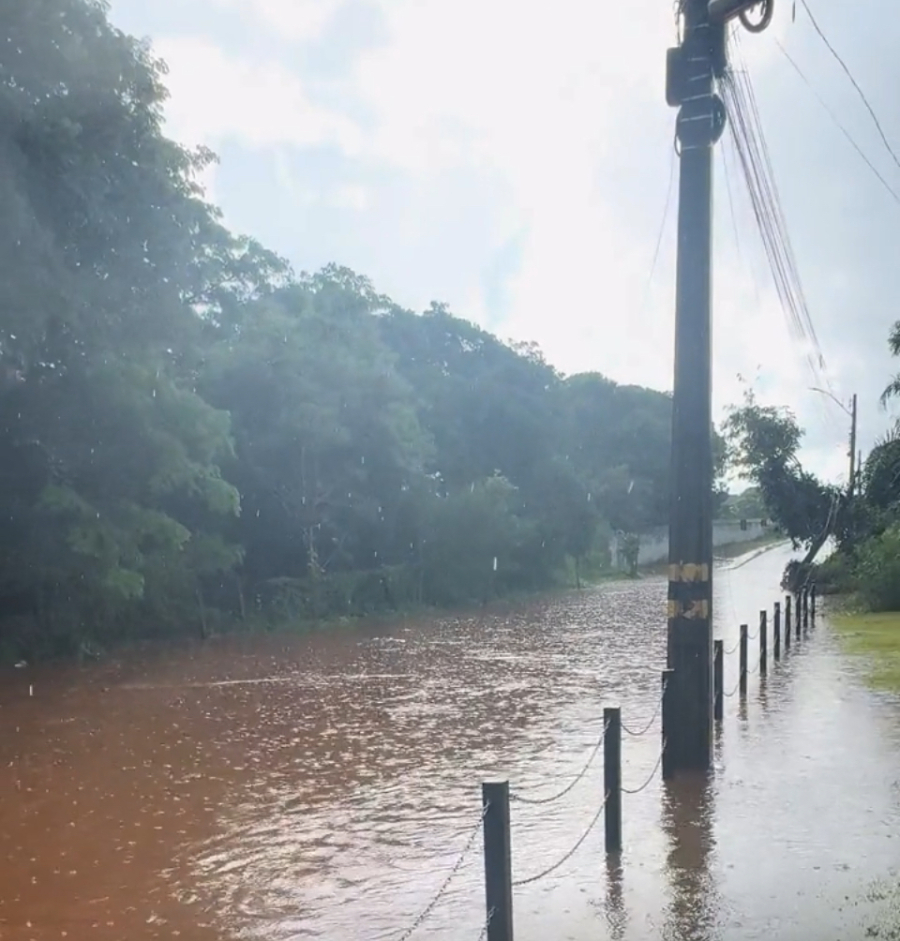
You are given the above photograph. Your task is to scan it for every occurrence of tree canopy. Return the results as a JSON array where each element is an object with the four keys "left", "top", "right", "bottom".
[
  {"left": 722, "top": 390, "right": 838, "bottom": 566},
  {"left": 0, "top": 0, "right": 725, "bottom": 660}
]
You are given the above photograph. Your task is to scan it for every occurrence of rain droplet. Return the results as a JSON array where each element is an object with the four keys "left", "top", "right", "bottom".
[{"left": 492, "top": 556, "right": 498, "bottom": 572}]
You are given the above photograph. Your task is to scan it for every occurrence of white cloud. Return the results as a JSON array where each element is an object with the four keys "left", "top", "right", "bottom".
[
  {"left": 113, "top": 0, "right": 880, "bottom": 482},
  {"left": 207, "top": 0, "right": 345, "bottom": 41},
  {"left": 153, "top": 36, "right": 362, "bottom": 155}
]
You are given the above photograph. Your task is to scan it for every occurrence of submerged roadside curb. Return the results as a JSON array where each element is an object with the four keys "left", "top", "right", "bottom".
[{"left": 720, "top": 538, "right": 790, "bottom": 571}]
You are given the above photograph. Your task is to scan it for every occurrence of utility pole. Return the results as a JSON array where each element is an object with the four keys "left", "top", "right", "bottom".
[
  {"left": 665, "top": 0, "right": 773, "bottom": 773},
  {"left": 810, "top": 387, "right": 858, "bottom": 497}
]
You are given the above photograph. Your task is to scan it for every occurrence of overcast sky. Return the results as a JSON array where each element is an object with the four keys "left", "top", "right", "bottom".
[{"left": 108, "top": 0, "right": 900, "bottom": 485}]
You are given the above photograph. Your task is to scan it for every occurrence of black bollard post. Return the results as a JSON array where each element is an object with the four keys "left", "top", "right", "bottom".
[
  {"left": 604, "top": 707, "right": 622, "bottom": 854},
  {"left": 759, "top": 610, "right": 768, "bottom": 676},
  {"left": 714, "top": 640, "right": 724, "bottom": 722},
  {"left": 811, "top": 584, "right": 817, "bottom": 623},
  {"left": 774, "top": 601, "right": 781, "bottom": 660},
  {"left": 482, "top": 782, "right": 514, "bottom": 941},
  {"left": 739, "top": 624, "right": 748, "bottom": 698},
  {"left": 795, "top": 593, "right": 801, "bottom": 639},
  {"left": 661, "top": 669, "right": 675, "bottom": 781},
  {"left": 785, "top": 595, "right": 792, "bottom": 649},
  {"left": 803, "top": 588, "right": 809, "bottom": 631}
]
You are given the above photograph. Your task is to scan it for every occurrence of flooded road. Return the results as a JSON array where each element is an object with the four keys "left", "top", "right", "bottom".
[{"left": 1, "top": 542, "right": 899, "bottom": 940}]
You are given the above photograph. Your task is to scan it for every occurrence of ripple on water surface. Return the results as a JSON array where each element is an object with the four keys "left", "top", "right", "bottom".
[{"left": 1, "top": 544, "right": 899, "bottom": 940}]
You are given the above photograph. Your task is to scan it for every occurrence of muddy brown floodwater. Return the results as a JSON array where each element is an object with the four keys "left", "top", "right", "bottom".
[{"left": 1, "top": 543, "right": 899, "bottom": 941}]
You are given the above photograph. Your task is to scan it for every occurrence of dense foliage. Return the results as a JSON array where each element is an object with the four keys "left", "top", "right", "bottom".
[
  {"left": 722, "top": 390, "right": 840, "bottom": 567},
  {"left": 717, "top": 487, "right": 768, "bottom": 521},
  {"left": 0, "top": 0, "right": 723, "bottom": 660},
  {"left": 725, "top": 323, "right": 900, "bottom": 609}
]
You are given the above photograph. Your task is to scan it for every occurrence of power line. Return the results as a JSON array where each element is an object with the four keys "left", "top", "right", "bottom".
[
  {"left": 797, "top": 0, "right": 900, "bottom": 175},
  {"left": 722, "top": 41, "right": 847, "bottom": 434},
  {"left": 722, "top": 60, "right": 826, "bottom": 385},
  {"left": 641, "top": 147, "right": 677, "bottom": 313},
  {"left": 774, "top": 38, "right": 900, "bottom": 208},
  {"left": 720, "top": 142, "right": 761, "bottom": 307}
]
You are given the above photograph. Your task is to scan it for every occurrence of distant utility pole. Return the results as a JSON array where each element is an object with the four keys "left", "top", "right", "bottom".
[
  {"left": 810, "top": 387, "right": 858, "bottom": 497},
  {"left": 665, "top": 0, "right": 773, "bottom": 774}
]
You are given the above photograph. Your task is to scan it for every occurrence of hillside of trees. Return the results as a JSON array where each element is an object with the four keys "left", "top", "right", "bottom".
[{"left": 0, "top": 0, "right": 726, "bottom": 661}]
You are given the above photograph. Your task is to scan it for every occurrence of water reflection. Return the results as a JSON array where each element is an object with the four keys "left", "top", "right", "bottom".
[
  {"left": 604, "top": 855, "right": 627, "bottom": 941},
  {"left": 660, "top": 772, "right": 720, "bottom": 941},
  {"left": 1, "top": 544, "right": 899, "bottom": 941}
]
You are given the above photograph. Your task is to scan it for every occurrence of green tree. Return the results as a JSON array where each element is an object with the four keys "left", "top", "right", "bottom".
[
  {"left": 420, "top": 474, "right": 538, "bottom": 605},
  {"left": 880, "top": 321, "right": 900, "bottom": 405},
  {"left": 202, "top": 273, "right": 432, "bottom": 596},
  {"left": 717, "top": 487, "right": 769, "bottom": 520},
  {"left": 0, "top": 0, "right": 284, "bottom": 656},
  {"left": 723, "top": 390, "right": 837, "bottom": 569}
]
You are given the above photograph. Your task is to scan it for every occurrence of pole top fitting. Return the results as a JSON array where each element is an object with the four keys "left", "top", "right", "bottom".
[{"left": 708, "top": 0, "right": 774, "bottom": 32}]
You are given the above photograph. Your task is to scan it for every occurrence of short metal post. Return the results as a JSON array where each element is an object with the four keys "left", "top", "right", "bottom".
[
  {"left": 811, "top": 584, "right": 817, "bottom": 622},
  {"left": 661, "top": 669, "right": 675, "bottom": 781},
  {"left": 759, "top": 610, "right": 767, "bottom": 676},
  {"left": 773, "top": 602, "right": 781, "bottom": 660},
  {"left": 714, "top": 640, "right": 723, "bottom": 722},
  {"left": 604, "top": 707, "right": 622, "bottom": 854},
  {"left": 803, "top": 588, "right": 809, "bottom": 630},
  {"left": 785, "top": 595, "right": 792, "bottom": 649},
  {"left": 739, "top": 624, "right": 748, "bottom": 698},
  {"left": 482, "top": 782, "right": 514, "bottom": 941},
  {"left": 795, "top": 592, "right": 802, "bottom": 638}
]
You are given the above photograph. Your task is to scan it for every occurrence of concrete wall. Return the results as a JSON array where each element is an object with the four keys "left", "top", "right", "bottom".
[{"left": 609, "top": 519, "right": 774, "bottom": 569}]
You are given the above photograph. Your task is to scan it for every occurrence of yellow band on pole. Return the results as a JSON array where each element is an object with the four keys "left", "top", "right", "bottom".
[
  {"left": 667, "top": 598, "right": 710, "bottom": 620},
  {"left": 668, "top": 563, "right": 710, "bottom": 583}
]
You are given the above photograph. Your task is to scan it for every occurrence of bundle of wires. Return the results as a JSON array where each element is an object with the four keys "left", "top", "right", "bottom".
[{"left": 719, "top": 37, "right": 832, "bottom": 399}]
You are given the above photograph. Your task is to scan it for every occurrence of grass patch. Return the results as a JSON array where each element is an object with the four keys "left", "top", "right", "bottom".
[{"left": 832, "top": 610, "right": 900, "bottom": 693}]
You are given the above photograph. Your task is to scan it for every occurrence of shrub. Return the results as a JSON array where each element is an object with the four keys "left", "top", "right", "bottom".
[
  {"left": 813, "top": 552, "right": 857, "bottom": 596},
  {"left": 855, "top": 524, "right": 900, "bottom": 612}
]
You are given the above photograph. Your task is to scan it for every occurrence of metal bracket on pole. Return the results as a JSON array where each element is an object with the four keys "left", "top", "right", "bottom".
[{"left": 708, "top": 0, "right": 772, "bottom": 24}]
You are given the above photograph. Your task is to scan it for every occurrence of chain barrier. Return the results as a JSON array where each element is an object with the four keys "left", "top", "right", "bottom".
[
  {"left": 393, "top": 590, "right": 810, "bottom": 938},
  {"left": 395, "top": 804, "right": 488, "bottom": 941},
  {"left": 511, "top": 792, "right": 610, "bottom": 887},
  {"left": 476, "top": 907, "right": 496, "bottom": 941},
  {"left": 510, "top": 719, "right": 610, "bottom": 806},
  {"left": 620, "top": 740, "right": 666, "bottom": 795},
  {"left": 621, "top": 683, "right": 665, "bottom": 737}
]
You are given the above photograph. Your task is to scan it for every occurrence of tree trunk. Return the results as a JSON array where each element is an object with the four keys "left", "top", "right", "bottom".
[{"left": 196, "top": 586, "right": 209, "bottom": 640}]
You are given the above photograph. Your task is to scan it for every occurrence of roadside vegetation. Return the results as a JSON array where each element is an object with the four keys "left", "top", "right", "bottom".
[
  {"left": 0, "top": 0, "right": 745, "bottom": 663},
  {"left": 722, "top": 325, "right": 900, "bottom": 693}
]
